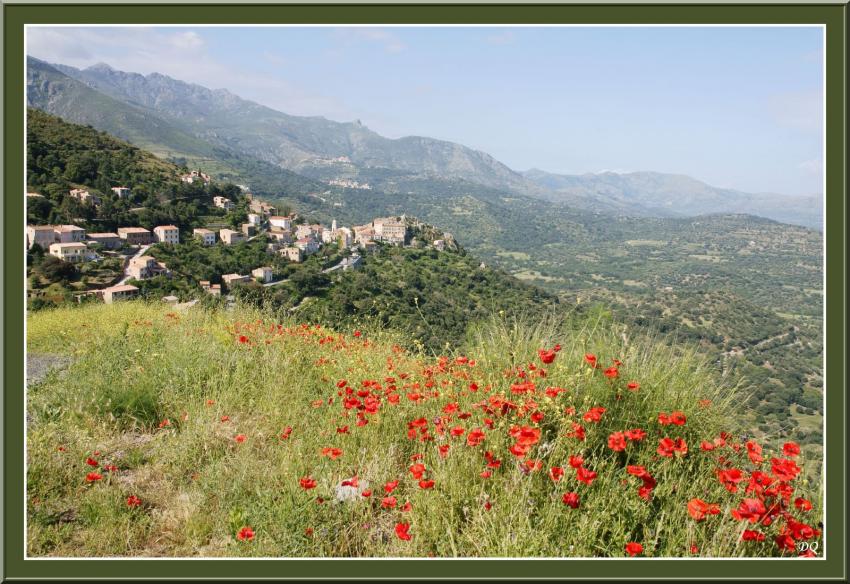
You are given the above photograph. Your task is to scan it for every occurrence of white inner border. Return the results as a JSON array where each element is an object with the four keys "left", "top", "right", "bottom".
[{"left": 22, "top": 22, "right": 829, "bottom": 563}]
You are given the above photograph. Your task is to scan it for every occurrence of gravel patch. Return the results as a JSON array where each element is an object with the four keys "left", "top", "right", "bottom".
[{"left": 26, "top": 353, "right": 75, "bottom": 388}]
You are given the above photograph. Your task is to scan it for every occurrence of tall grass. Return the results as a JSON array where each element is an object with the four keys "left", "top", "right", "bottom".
[{"left": 26, "top": 301, "right": 822, "bottom": 557}]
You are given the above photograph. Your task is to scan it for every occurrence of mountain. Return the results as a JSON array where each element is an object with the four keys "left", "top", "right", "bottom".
[
  {"left": 26, "top": 57, "right": 327, "bottom": 200},
  {"left": 32, "top": 57, "right": 824, "bottom": 231},
  {"left": 523, "top": 169, "right": 823, "bottom": 230},
  {"left": 45, "top": 59, "right": 534, "bottom": 193}
]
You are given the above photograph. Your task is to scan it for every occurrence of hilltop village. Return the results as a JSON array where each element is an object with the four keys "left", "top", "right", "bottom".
[{"left": 26, "top": 174, "right": 454, "bottom": 307}]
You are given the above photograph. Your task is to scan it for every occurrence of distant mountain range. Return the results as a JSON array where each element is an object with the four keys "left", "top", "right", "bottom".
[
  {"left": 522, "top": 169, "right": 823, "bottom": 229},
  {"left": 26, "top": 56, "right": 822, "bottom": 230}
]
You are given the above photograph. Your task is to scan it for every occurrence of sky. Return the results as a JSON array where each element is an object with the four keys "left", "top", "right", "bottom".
[{"left": 27, "top": 26, "right": 824, "bottom": 196}]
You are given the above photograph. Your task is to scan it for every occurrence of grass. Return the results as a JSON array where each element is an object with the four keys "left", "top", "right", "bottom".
[{"left": 26, "top": 302, "right": 822, "bottom": 557}]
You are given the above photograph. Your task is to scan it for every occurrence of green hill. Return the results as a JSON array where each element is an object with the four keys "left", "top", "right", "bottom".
[
  {"left": 26, "top": 108, "right": 244, "bottom": 232},
  {"left": 26, "top": 302, "right": 822, "bottom": 557}
]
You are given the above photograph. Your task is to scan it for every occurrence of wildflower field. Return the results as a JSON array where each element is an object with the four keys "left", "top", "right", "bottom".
[{"left": 26, "top": 302, "right": 822, "bottom": 557}]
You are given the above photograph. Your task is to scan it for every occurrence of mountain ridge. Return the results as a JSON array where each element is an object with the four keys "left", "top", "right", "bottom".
[{"left": 28, "top": 55, "right": 822, "bottom": 230}]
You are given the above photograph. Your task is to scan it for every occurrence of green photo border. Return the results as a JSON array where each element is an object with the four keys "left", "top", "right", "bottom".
[{"left": 3, "top": 3, "right": 846, "bottom": 580}]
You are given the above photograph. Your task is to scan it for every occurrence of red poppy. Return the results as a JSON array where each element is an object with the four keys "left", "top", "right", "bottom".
[
  {"left": 538, "top": 349, "right": 556, "bottom": 365},
  {"left": 321, "top": 447, "right": 343, "bottom": 460},
  {"left": 384, "top": 480, "right": 399, "bottom": 494},
  {"left": 549, "top": 467, "right": 565, "bottom": 482},
  {"left": 746, "top": 441, "right": 763, "bottom": 465},
  {"left": 126, "top": 495, "right": 142, "bottom": 508},
  {"left": 568, "top": 455, "right": 584, "bottom": 469},
  {"left": 401, "top": 501, "right": 412, "bottom": 512},
  {"left": 625, "top": 542, "right": 643, "bottom": 557},
  {"left": 608, "top": 432, "right": 627, "bottom": 452},
  {"left": 687, "top": 498, "right": 720, "bottom": 521},
  {"left": 717, "top": 468, "right": 745, "bottom": 493},
  {"left": 395, "top": 522, "right": 412, "bottom": 540},
  {"left": 509, "top": 443, "right": 531, "bottom": 458},
  {"left": 449, "top": 426, "right": 465, "bottom": 438},
  {"left": 731, "top": 498, "right": 766, "bottom": 523},
  {"left": 624, "top": 428, "right": 646, "bottom": 441},
  {"left": 657, "top": 437, "right": 687, "bottom": 457},
  {"left": 438, "top": 444, "right": 450, "bottom": 458},
  {"left": 353, "top": 330, "right": 362, "bottom": 338},
  {"left": 280, "top": 426, "right": 292, "bottom": 440},
  {"left": 466, "top": 428, "right": 486, "bottom": 447},
  {"left": 85, "top": 457, "right": 99, "bottom": 467},
  {"left": 85, "top": 472, "right": 102, "bottom": 482},
  {"left": 418, "top": 479, "right": 435, "bottom": 489},
  {"left": 236, "top": 526, "right": 255, "bottom": 541},
  {"left": 627, "top": 381, "right": 640, "bottom": 391},
  {"left": 783, "top": 442, "right": 801, "bottom": 457},
  {"left": 382, "top": 496, "right": 397, "bottom": 509},
  {"left": 576, "top": 467, "right": 597, "bottom": 485},
  {"left": 299, "top": 477, "right": 318, "bottom": 490},
  {"left": 562, "top": 492, "right": 580, "bottom": 508},
  {"left": 603, "top": 366, "right": 619, "bottom": 379},
  {"left": 582, "top": 407, "right": 606, "bottom": 423},
  {"left": 741, "top": 529, "right": 765, "bottom": 542},
  {"left": 584, "top": 354, "right": 597, "bottom": 366},
  {"left": 510, "top": 425, "right": 543, "bottom": 446},
  {"left": 794, "top": 497, "right": 813, "bottom": 512},
  {"left": 238, "top": 335, "right": 249, "bottom": 344},
  {"left": 234, "top": 434, "right": 247, "bottom": 443},
  {"left": 409, "top": 463, "right": 426, "bottom": 480},
  {"left": 771, "top": 457, "right": 801, "bottom": 482}
]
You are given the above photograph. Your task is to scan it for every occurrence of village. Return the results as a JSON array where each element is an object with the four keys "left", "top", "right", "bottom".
[{"left": 26, "top": 179, "right": 451, "bottom": 306}]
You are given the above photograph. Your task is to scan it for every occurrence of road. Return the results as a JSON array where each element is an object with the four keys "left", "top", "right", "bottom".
[
  {"left": 261, "top": 256, "right": 348, "bottom": 287},
  {"left": 116, "top": 244, "right": 152, "bottom": 285}
]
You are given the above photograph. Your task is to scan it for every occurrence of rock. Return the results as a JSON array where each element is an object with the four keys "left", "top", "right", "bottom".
[{"left": 334, "top": 478, "right": 369, "bottom": 502}]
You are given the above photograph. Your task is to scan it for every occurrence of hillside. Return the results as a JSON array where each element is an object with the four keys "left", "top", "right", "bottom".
[
  {"left": 227, "top": 245, "right": 562, "bottom": 352},
  {"left": 26, "top": 302, "right": 821, "bottom": 557},
  {"left": 26, "top": 108, "right": 246, "bottom": 232}
]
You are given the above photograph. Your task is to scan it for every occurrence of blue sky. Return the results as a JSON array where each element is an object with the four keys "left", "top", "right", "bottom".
[{"left": 27, "top": 26, "right": 824, "bottom": 195}]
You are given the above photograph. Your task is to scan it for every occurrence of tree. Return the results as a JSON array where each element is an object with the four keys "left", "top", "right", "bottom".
[{"left": 35, "top": 256, "right": 77, "bottom": 284}]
